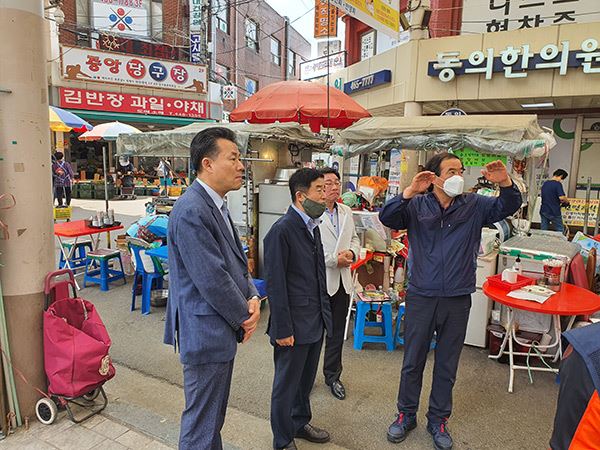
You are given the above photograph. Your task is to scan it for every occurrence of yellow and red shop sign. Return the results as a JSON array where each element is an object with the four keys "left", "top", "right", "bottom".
[
  {"left": 562, "top": 198, "right": 599, "bottom": 228},
  {"left": 59, "top": 87, "right": 208, "bottom": 119},
  {"left": 314, "top": 0, "right": 338, "bottom": 38}
]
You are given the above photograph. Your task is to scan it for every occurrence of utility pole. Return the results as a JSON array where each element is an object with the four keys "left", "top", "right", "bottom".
[{"left": 0, "top": 0, "right": 55, "bottom": 420}]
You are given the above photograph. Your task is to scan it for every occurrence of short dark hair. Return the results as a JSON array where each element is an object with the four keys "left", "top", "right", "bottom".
[
  {"left": 553, "top": 169, "right": 568, "bottom": 179},
  {"left": 190, "top": 127, "right": 237, "bottom": 173},
  {"left": 424, "top": 152, "right": 462, "bottom": 176},
  {"left": 319, "top": 167, "right": 340, "bottom": 179},
  {"left": 289, "top": 168, "right": 323, "bottom": 202},
  {"left": 424, "top": 152, "right": 462, "bottom": 192},
  {"left": 54, "top": 152, "right": 64, "bottom": 160}
]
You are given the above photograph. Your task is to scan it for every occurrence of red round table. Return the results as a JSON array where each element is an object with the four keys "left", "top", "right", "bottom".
[{"left": 483, "top": 281, "right": 600, "bottom": 392}]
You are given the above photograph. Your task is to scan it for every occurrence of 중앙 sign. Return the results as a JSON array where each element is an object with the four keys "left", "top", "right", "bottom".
[
  {"left": 59, "top": 88, "right": 208, "bottom": 119},
  {"left": 60, "top": 46, "right": 208, "bottom": 93},
  {"left": 429, "top": 37, "right": 600, "bottom": 82}
]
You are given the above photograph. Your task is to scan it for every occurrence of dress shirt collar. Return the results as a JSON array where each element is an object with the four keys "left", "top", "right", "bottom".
[
  {"left": 291, "top": 204, "right": 321, "bottom": 233},
  {"left": 196, "top": 178, "right": 224, "bottom": 209}
]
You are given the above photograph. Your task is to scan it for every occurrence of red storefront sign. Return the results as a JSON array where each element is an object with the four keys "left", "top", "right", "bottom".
[{"left": 59, "top": 87, "right": 207, "bottom": 119}]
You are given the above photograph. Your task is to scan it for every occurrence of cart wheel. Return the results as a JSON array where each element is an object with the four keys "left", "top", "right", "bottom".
[
  {"left": 36, "top": 397, "right": 58, "bottom": 425},
  {"left": 82, "top": 388, "right": 101, "bottom": 401}
]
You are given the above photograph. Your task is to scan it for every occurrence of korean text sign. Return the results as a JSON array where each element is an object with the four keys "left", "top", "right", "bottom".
[
  {"left": 314, "top": 0, "right": 338, "bottom": 38},
  {"left": 462, "top": 0, "right": 600, "bottom": 34},
  {"left": 60, "top": 46, "right": 208, "bottom": 93},
  {"left": 59, "top": 88, "right": 208, "bottom": 119},
  {"left": 330, "top": 0, "right": 399, "bottom": 38},
  {"left": 428, "top": 37, "right": 600, "bottom": 82}
]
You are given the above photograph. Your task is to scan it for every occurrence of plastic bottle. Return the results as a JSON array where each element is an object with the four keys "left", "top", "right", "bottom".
[{"left": 513, "top": 255, "right": 522, "bottom": 275}]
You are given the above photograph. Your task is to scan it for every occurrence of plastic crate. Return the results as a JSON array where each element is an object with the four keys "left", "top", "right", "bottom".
[
  {"left": 486, "top": 273, "right": 536, "bottom": 291},
  {"left": 53, "top": 206, "right": 72, "bottom": 220},
  {"left": 168, "top": 186, "right": 182, "bottom": 196}
]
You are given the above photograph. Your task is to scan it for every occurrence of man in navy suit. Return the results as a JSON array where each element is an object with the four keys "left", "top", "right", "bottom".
[
  {"left": 164, "top": 127, "right": 261, "bottom": 450},
  {"left": 265, "top": 168, "right": 333, "bottom": 450}
]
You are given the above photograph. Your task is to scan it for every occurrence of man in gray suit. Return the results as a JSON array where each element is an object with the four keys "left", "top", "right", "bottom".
[{"left": 164, "top": 127, "right": 261, "bottom": 450}]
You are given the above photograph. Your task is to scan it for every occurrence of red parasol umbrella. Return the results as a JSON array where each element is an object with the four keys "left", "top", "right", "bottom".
[{"left": 229, "top": 81, "right": 371, "bottom": 133}]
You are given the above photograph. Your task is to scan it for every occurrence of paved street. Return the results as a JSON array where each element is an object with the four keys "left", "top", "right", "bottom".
[{"left": 13, "top": 197, "right": 559, "bottom": 450}]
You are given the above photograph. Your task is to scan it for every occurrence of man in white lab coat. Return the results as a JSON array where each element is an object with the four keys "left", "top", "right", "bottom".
[{"left": 319, "top": 168, "right": 361, "bottom": 400}]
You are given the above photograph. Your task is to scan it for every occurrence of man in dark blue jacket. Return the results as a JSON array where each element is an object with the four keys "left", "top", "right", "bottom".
[
  {"left": 265, "top": 168, "right": 333, "bottom": 450},
  {"left": 379, "top": 153, "right": 521, "bottom": 450}
]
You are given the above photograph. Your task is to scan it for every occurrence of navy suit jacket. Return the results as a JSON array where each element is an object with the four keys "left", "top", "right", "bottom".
[
  {"left": 164, "top": 181, "right": 258, "bottom": 365},
  {"left": 264, "top": 206, "right": 333, "bottom": 346}
]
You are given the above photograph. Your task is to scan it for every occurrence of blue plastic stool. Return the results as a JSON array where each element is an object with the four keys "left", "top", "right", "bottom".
[
  {"left": 353, "top": 301, "right": 395, "bottom": 351},
  {"left": 83, "top": 249, "right": 127, "bottom": 291},
  {"left": 253, "top": 278, "right": 267, "bottom": 298},
  {"left": 59, "top": 241, "right": 93, "bottom": 270},
  {"left": 129, "top": 244, "right": 165, "bottom": 315},
  {"left": 394, "top": 303, "right": 437, "bottom": 350}
]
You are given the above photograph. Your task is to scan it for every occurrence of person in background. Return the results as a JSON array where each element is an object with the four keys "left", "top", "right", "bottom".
[
  {"left": 319, "top": 167, "right": 360, "bottom": 400},
  {"left": 164, "top": 127, "right": 261, "bottom": 449},
  {"left": 550, "top": 322, "right": 600, "bottom": 450},
  {"left": 540, "top": 169, "right": 570, "bottom": 233},
  {"left": 379, "top": 153, "right": 521, "bottom": 450},
  {"left": 265, "top": 168, "right": 333, "bottom": 450},
  {"left": 52, "top": 151, "right": 74, "bottom": 208},
  {"left": 157, "top": 158, "right": 172, "bottom": 196}
]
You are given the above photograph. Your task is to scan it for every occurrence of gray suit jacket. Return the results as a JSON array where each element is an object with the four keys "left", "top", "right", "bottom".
[{"left": 164, "top": 181, "right": 258, "bottom": 365}]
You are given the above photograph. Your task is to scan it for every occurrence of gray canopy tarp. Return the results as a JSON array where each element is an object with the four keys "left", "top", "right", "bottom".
[
  {"left": 116, "top": 121, "right": 326, "bottom": 157},
  {"left": 334, "top": 114, "right": 556, "bottom": 158}
]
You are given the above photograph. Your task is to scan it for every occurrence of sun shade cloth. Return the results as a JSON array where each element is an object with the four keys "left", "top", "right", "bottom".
[{"left": 334, "top": 115, "right": 555, "bottom": 158}]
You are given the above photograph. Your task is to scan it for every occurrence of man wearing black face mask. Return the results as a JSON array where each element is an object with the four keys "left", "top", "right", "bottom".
[
  {"left": 379, "top": 153, "right": 521, "bottom": 450},
  {"left": 265, "top": 168, "right": 333, "bottom": 450}
]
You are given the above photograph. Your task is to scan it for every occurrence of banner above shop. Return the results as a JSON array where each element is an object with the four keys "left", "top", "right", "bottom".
[
  {"left": 314, "top": 0, "right": 338, "bottom": 38},
  {"left": 91, "top": 0, "right": 149, "bottom": 37},
  {"left": 60, "top": 46, "right": 208, "bottom": 93},
  {"left": 189, "top": 0, "right": 203, "bottom": 32},
  {"left": 344, "top": 69, "right": 392, "bottom": 95},
  {"left": 59, "top": 87, "right": 208, "bottom": 119},
  {"left": 300, "top": 51, "right": 346, "bottom": 81},
  {"left": 330, "top": 0, "right": 400, "bottom": 38},
  {"left": 428, "top": 37, "right": 600, "bottom": 82},
  {"left": 462, "top": 0, "right": 600, "bottom": 34},
  {"left": 96, "top": 33, "right": 179, "bottom": 60}
]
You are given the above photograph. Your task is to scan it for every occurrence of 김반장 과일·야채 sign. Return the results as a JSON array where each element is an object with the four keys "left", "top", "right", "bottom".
[
  {"left": 429, "top": 37, "right": 600, "bottom": 82},
  {"left": 59, "top": 87, "right": 208, "bottom": 119},
  {"left": 343, "top": 70, "right": 392, "bottom": 94}
]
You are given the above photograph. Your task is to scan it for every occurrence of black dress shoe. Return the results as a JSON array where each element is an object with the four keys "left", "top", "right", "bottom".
[
  {"left": 296, "top": 424, "right": 331, "bottom": 443},
  {"left": 274, "top": 440, "right": 297, "bottom": 450},
  {"left": 329, "top": 380, "right": 346, "bottom": 400}
]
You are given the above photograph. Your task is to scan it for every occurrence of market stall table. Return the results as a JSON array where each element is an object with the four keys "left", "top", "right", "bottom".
[
  {"left": 54, "top": 220, "right": 124, "bottom": 288},
  {"left": 483, "top": 281, "right": 600, "bottom": 392}
]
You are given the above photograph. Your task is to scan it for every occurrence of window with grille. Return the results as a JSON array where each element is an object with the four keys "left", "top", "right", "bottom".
[
  {"left": 245, "top": 18, "right": 259, "bottom": 52},
  {"left": 270, "top": 37, "right": 281, "bottom": 66}
]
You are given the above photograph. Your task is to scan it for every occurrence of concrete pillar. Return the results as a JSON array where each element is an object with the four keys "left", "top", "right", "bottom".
[
  {"left": 0, "top": 0, "right": 54, "bottom": 420},
  {"left": 400, "top": 102, "right": 423, "bottom": 191}
]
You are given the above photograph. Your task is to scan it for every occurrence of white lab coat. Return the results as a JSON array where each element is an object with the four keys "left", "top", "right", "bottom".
[{"left": 319, "top": 202, "right": 361, "bottom": 297}]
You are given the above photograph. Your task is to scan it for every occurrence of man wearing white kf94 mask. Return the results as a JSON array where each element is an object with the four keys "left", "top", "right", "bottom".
[{"left": 379, "top": 153, "right": 521, "bottom": 450}]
